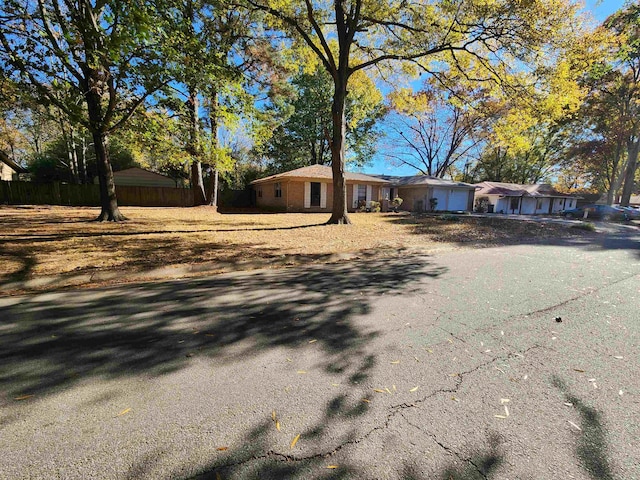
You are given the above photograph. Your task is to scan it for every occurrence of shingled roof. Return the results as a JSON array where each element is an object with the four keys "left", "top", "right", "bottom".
[
  {"left": 475, "top": 181, "right": 574, "bottom": 198},
  {"left": 250, "top": 164, "right": 388, "bottom": 185},
  {"left": 371, "top": 174, "right": 476, "bottom": 189}
]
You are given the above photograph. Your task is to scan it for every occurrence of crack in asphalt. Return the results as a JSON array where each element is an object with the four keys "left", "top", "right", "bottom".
[
  {"left": 194, "top": 346, "right": 541, "bottom": 478},
  {"left": 400, "top": 413, "right": 490, "bottom": 480}
]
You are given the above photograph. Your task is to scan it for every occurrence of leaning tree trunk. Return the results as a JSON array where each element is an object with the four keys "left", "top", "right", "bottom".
[
  {"left": 327, "top": 79, "right": 350, "bottom": 225},
  {"left": 620, "top": 140, "right": 639, "bottom": 207},
  {"left": 86, "top": 89, "right": 125, "bottom": 222}
]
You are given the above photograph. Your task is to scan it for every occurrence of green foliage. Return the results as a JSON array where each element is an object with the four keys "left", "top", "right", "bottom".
[
  {"left": 260, "top": 68, "right": 384, "bottom": 173},
  {"left": 28, "top": 135, "right": 137, "bottom": 183},
  {"left": 570, "top": 222, "right": 596, "bottom": 231}
]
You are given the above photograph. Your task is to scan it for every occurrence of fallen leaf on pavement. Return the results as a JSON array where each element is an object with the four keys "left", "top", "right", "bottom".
[
  {"left": 326, "top": 465, "right": 338, "bottom": 469},
  {"left": 308, "top": 340, "right": 317, "bottom": 344},
  {"left": 409, "top": 386, "right": 419, "bottom": 392},
  {"left": 297, "top": 370, "right": 307, "bottom": 374},
  {"left": 494, "top": 415, "right": 507, "bottom": 419},
  {"left": 272, "top": 411, "right": 276, "bottom": 421},
  {"left": 14, "top": 395, "right": 34, "bottom": 401},
  {"left": 568, "top": 421, "right": 582, "bottom": 431},
  {"left": 362, "top": 398, "right": 370, "bottom": 403},
  {"left": 290, "top": 434, "right": 301, "bottom": 449},
  {"left": 117, "top": 408, "right": 131, "bottom": 417},
  {"left": 390, "top": 361, "right": 400, "bottom": 364},
  {"left": 216, "top": 447, "right": 228, "bottom": 451},
  {"left": 276, "top": 421, "right": 281, "bottom": 431},
  {"left": 613, "top": 356, "right": 623, "bottom": 359},
  {"left": 500, "top": 398, "right": 510, "bottom": 404},
  {"left": 373, "top": 389, "right": 386, "bottom": 393}
]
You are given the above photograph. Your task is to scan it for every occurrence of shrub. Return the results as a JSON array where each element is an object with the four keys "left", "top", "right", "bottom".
[
  {"left": 438, "top": 214, "right": 461, "bottom": 222},
  {"left": 475, "top": 196, "right": 490, "bottom": 213},
  {"left": 570, "top": 222, "right": 596, "bottom": 232},
  {"left": 429, "top": 197, "right": 438, "bottom": 211},
  {"left": 369, "top": 201, "right": 381, "bottom": 213}
]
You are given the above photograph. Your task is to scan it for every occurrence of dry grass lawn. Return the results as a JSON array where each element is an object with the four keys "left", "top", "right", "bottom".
[{"left": 0, "top": 205, "right": 593, "bottom": 290}]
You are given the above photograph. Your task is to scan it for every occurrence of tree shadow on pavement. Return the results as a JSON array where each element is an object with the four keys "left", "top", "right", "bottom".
[
  {"left": 552, "top": 376, "right": 617, "bottom": 480},
  {"left": 401, "top": 433, "right": 503, "bottom": 480},
  {"left": 0, "top": 256, "right": 446, "bottom": 402}
]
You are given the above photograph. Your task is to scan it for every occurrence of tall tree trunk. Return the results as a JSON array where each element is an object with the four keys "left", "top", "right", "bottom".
[
  {"left": 86, "top": 88, "right": 125, "bottom": 221},
  {"left": 606, "top": 144, "right": 624, "bottom": 205},
  {"left": 620, "top": 140, "right": 639, "bottom": 206},
  {"left": 327, "top": 79, "right": 350, "bottom": 224},
  {"left": 92, "top": 130, "right": 125, "bottom": 221},
  {"left": 206, "top": 92, "right": 219, "bottom": 208},
  {"left": 187, "top": 90, "right": 206, "bottom": 205}
]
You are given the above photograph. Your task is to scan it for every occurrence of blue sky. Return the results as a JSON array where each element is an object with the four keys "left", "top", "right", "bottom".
[{"left": 358, "top": 0, "right": 628, "bottom": 177}]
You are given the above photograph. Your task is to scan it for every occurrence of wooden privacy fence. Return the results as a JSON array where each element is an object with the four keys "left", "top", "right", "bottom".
[{"left": 0, "top": 181, "right": 194, "bottom": 207}]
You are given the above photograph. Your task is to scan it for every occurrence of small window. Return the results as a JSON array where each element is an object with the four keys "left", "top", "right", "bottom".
[
  {"left": 510, "top": 197, "right": 519, "bottom": 211},
  {"left": 536, "top": 199, "right": 543, "bottom": 210},
  {"left": 257, "top": 187, "right": 262, "bottom": 198},
  {"left": 310, "top": 182, "right": 321, "bottom": 206},
  {"left": 358, "top": 184, "right": 367, "bottom": 202},
  {"left": 275, "top": 182, "right": 282, "bottom": 198}
]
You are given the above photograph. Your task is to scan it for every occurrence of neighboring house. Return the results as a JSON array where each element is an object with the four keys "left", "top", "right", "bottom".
[
  {"left": 629, "top": 194, "right": 640, "bottom": 207},
  {"left": 250, "top": 164, "right": 387, "bottom": 212},
  {"left": 95, "top": 167, "right": 177, "bottom": 188},
  {"left": 0, "top": 152, "right": 27, "bottom": 181},
  {"left": 474, "top": 181, "right": 577, "bottom": 214},
  {"left": 373, "top": 175, "right": 476, "bottom": 212},
  {"left": 250, "top": 165, "right": 476, "bottom": 212}
]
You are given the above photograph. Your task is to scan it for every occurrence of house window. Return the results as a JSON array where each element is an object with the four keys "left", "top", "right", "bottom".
[
  {"left": 358, "top": 184, "right": 367, "bottom": 203},
  {"left": 310, "top": 182, "right": 321, "bottom": 206},
  {"left": 257, "top": 187, "right": 262, "bottom": 198},
  {"left": 275, "top": 182, "right": 282, "bottom": 198},
  {"left": 510, "top": 197, "right": 519, "bottom": 211},
  {"left": 536, "top": 199, "right": 543, "bottom": 210}
]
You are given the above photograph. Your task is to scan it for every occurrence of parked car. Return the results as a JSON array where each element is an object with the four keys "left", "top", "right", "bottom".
[
  {"left": 562, "top": 204, "right": 629, "bottom": 221},
  {"left": 618, "top": 206, "right": 640, "bottom": 220}
]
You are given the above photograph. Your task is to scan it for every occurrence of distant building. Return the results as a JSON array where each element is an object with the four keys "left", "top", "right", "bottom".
[
  {"left": 474, "top": 181, "right": 577, "bottom": 214},
  {"left": 0, "top": 152, "right": 27, "bottom": 181},
  {"left": 95, "top": 167, "right": 178, "bottom": 188}
]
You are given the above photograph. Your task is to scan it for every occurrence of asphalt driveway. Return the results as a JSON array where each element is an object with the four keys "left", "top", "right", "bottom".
[{"left": 0, "top": 230, "right": 638, "bottom": 479}]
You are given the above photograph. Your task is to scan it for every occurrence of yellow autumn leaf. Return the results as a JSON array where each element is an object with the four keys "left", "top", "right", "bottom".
[
  {"left": 308, "top": 339, "right": 317, "bottom": 344},
  {"left": 290, "top": 434, "right": 301, "bottom": 449},
  {"left": 216, "top": 446, "right": 228, "bottom": 451},
  {"left": 409, "top": 386, "right": 419, "bottom": 392},
  {"left": 272, "top": 411, "right": 277, "bottom": 421},
  {"left": 326, "top": 465, "right": 338, "bottom": 469},
  {"left": 390, "top": 361, "right": 400, "bottom": 364},
  {"left": 297, "top": 370, "right": 307, "bottom": 374},
  {"left": 276, "top": 420, "right": 281, "bottom": 431},
  {"left": 373, "top": 389, "right": 386, "bottom": 393},
  {"left": 14, "top": 395, "right": 34, "bottom": 401},
  {"left": 117, "top": 408, "right": 131, "bottom": 416},
  {"left": 362, "top": 398, "right": 370, "bottom": 403}
]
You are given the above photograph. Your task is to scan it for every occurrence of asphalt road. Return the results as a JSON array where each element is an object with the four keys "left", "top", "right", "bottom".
[{"left": 1, "top": 230, "right": 639, "bottom": 480}]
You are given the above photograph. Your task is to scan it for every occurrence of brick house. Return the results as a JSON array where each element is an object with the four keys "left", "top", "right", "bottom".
[{"left": 250, "top": 165, "right": 477, "bottom": 212}]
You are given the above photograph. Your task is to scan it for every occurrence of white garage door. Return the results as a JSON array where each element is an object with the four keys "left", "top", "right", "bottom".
[
  {"left": 431, "top": 188, "right": 449, "bottom": 211},
  {"left": 448, "top": 189, "right": 469, "bottom": 211}
]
